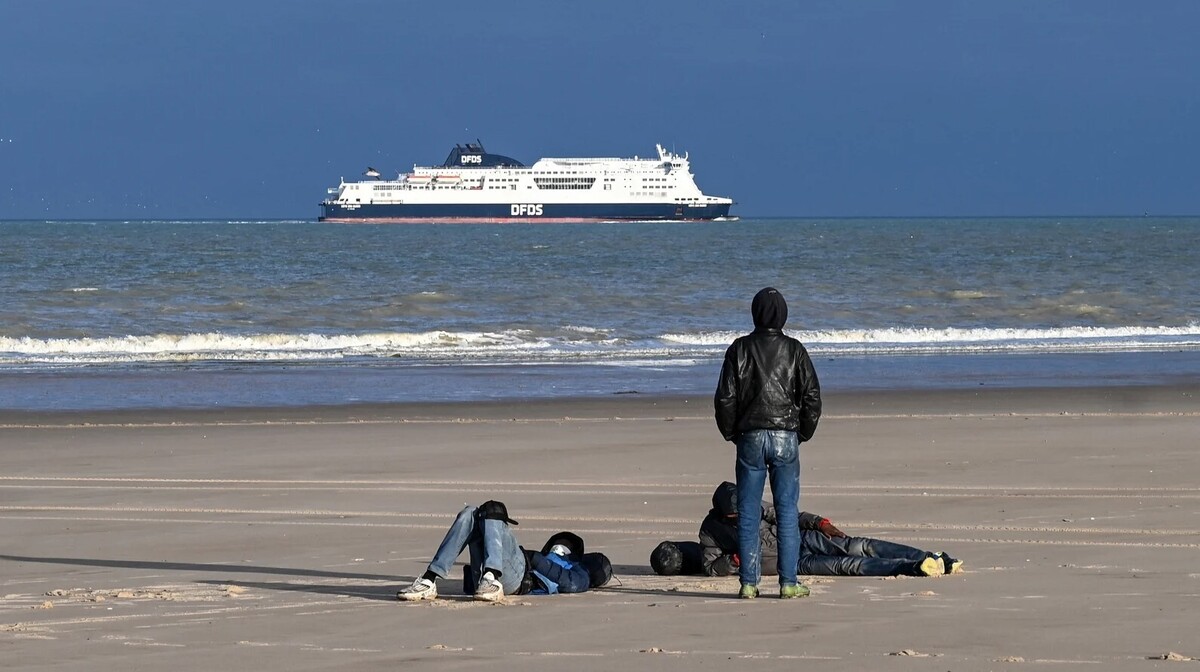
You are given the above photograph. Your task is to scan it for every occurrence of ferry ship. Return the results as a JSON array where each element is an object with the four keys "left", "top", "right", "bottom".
[{"left": 319, "top": 142, "right": 735, "bottom": 223}]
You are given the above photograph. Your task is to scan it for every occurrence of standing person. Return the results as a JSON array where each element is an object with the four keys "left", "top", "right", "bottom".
[{"left": 715, "top": 287, "right": 822, "bottom": 599}]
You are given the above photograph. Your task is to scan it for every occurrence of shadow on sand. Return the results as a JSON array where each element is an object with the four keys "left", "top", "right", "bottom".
[{"left": 0, "top": 553, "right": 402, "bottom": 582}]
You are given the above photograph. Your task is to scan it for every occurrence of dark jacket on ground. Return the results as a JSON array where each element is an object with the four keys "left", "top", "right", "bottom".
[
  {"left": 467, "top": 545, "right": 592, "bottom": 595},
  {"left": 698, "top": 481, "right": 825, "bottom": 576},
  {"left": 522, "top": 549, "right": 592, "bottom": 594},
  {"left": 714, "top": 326, "right": 822, "bottom": 442}
]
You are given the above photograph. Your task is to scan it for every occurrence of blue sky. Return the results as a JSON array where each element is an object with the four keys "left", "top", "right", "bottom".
[{"left": 1, "top": 1, "right": 1197, "bottom": 218}]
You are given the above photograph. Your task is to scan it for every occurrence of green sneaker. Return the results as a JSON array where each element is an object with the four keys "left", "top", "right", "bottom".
[
  {"left": 738, "top": 584, "right": 759, "bottom": 599},
  {"left": 779, "top": 583, "right": 810, "bottom": 599}
]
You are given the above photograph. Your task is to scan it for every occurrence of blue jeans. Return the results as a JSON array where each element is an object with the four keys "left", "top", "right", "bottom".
[
  {"left": 798, "top": 530, "right": 930, "bottom": 576},
  {"left": 736, "top": 429, "right": 800, "bottom": 587},
  {"left": 426, "top": 505, "right": 526, "bottom": 595}
]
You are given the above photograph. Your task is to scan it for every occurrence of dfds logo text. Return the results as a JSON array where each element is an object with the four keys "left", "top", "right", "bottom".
[{"left": 510, "top": 204, "right": 544, "bottom": 216}]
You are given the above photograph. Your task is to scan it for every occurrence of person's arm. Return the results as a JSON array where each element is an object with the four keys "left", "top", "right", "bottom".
[
  {"left": 762, "top": 504, "right": 777, "bottom": 525},
  {"left": 714, "top": 345, "right": 740, "bottom": 442},
  {"left": 798, "top": 511, "right": 824, "bottom": 530},
  {"left": 528, "top": 552, "right": 592, "bottom": 593},
  {"left": 800, "top": 510, "right": 846, "bottom": 537},
  {"left": 794, "top": 347, "right": 822, "bottom": 442},
  {"left": 699, "top": 522, "right": 738, "bottom": 576}
]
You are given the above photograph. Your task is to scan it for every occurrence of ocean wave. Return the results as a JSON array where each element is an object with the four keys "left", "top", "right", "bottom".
[
  {"left": 0, "top": 331, "right": 532, "bottom": 365},
  {"left": 2, "top": 324, "right": 1198, "bottom": 367},
  {"left": 663, "top": 324, "right": 1200, "bottom": 345}
]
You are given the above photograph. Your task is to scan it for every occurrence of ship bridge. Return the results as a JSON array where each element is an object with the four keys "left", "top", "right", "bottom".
[{"left": 442, "top": 141, "right": 525, "bottom": 169}]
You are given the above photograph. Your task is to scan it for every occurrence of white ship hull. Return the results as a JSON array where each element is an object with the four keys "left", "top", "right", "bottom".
[{"left": 320, "top": 142, "right": 734, "bottom": 223}]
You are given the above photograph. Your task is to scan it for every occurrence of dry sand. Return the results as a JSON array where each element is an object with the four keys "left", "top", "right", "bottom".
[{"left": 2, "top": 385, "right": 1198, "bottom": 670}]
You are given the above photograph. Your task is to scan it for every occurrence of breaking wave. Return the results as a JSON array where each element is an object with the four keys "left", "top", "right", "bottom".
[{"left": 2, "top": 324, "right": 1199, "bottom": 368}]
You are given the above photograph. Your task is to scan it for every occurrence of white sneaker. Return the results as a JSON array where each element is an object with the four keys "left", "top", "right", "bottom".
[
  {"left": 473, "top": 571, "right": 504, "bottom": 602},
  {"left": 397, "top": 577, "right": 437, "bottom": 601}
]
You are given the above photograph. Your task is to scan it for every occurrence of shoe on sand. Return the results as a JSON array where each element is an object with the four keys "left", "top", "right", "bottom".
[
  {"left": 918, "top": 556, "right": 946, "bottom": 577},
  {"left": 473, "top": 571, "right": 504, "bottom": 602},
  {"left": 779, "top": 583, "right": 810, "bottom": 599},
  {"left": 397, "top": 577, "right": 437, "bottom": 601},
  {"left": 937, "top": 552, "right": 964, "bottom": 574},
  {"left": 738, "top": 584, "right": 759, "bottom": 599}
]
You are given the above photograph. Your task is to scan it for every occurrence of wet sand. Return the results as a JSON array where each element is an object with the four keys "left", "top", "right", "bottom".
[{"left": 2, "top": 385, "right": 1199, "bottom": 670}]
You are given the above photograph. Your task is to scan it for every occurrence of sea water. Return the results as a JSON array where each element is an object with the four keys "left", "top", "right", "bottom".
[{"left": 1, "top": 218, "right": 1197, "bottom": 410}]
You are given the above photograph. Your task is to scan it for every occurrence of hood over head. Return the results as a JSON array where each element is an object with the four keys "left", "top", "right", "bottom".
[
  {"left": 540, "top": 531, "right": 585, "bottom": 558},
  {"left": 751, "top": 287, "right": 788, "bottom": 330},
  {"left": 580, "top": 552, "right": 613, "bottom": 588},
  {"left": 650, "top": 541, "right": 683, "bottom": 575},
  {"left": 712, "top": 481, "right": 738, "bottom": 517}
]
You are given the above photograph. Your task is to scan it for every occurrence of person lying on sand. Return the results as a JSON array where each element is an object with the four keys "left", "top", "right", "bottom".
[
  {"left": 650, "top": 482, "right": 963, "bottom": 587},
  {"left": 397, "top": 500, "right": 612, "bottom": 602}
]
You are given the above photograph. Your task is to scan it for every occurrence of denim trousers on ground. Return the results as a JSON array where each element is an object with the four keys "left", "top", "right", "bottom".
[
  {"left": 735, "top": 429, "right": 800, "bottom": 587},
  {"left": 426, "top": 505, "right": 526, "bottom": 594},
  {"left": 797, "top": 529, "right": 931, "bottom": 576}
]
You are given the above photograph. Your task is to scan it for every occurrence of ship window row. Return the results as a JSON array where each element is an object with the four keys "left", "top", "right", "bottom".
[{"left": 533, "top": 177, "right": 596, "bottom": 190}]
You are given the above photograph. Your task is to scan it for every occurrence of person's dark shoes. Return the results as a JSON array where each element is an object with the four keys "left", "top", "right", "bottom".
[
  {"left": 738, "top": 583, "right": 759, "bottom": 599},
  {"left": 397, "top": 577, "right": 437, "bottom": 601},
  {"left": 779, "top": 583, "right": 810, "bottom": 599}
]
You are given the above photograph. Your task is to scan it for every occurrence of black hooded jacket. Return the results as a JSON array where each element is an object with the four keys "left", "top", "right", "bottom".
[
  {"left": 698, "top": 481, "right": 825, "bottom": 576},
  {"left": 714, "top": 288, "right": 822, "bottom": 442}
]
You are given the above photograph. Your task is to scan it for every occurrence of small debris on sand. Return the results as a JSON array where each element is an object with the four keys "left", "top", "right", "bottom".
[
  {"left": 889, "top": 649, "right": 935, "bottom": 657},
  {"left": 1148, "top": 652, "right": 1195, "bottom": 661}
]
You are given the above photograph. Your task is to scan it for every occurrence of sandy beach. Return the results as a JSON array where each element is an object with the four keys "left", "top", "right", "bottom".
[{"left": 2, "top": 385, "right": 1198, "bottom": 670}]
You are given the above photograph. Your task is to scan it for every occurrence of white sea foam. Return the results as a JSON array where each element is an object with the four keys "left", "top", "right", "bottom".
[
  {"left": 662, "top": 324, "right": 1200, "bottom": 347},
  {"left": 0, "top": 331, "right": 531, "bottom": 365},
  {"left": 1, "top": 324, "right": 1198, "bottom": 367}
]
